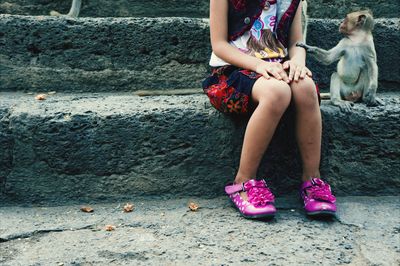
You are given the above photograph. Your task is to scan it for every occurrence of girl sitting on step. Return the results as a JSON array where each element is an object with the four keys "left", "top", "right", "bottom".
[{"left": 202, "top": 0, "right": 336, "bottom": 219}]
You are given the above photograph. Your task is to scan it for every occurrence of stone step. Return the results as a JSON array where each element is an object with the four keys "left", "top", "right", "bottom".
[
  {"left": 1, "top": 0, "right": 399, "bottom": 18},
  {"left": 0, "top": 91, "right": 399, "bottom": 203},
  {"left": 0, "top": 15, "right": 399, "bottom": 93}
]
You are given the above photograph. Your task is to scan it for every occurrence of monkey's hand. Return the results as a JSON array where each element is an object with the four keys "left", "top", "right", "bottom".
[
  {"left": 331, "top": 99, "right": 354, "bottom": 113},
  {"left": 296, "top": 42, "right": 313, "bottom": 52}
]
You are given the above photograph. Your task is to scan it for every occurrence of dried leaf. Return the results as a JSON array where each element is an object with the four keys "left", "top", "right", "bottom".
[
  {"left": 188, "top": 202, "right": 199, "bottom": 212},
  {"left": 48, "top": 91, "right": 57, "bottom": 95},
  {"left": 35, "top": 94, "right": 47, "bottom": 101},
  {"left": 123, "top": 203, "right": 134, "bottom": 213},
  {"left": 105, "top": 225, "right": 116, "bottom": 231},
  {"left": 80, "top": 206, "right": 94, "bottom": 213}
]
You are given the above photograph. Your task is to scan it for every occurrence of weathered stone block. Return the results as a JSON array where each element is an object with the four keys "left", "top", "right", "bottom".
[
  {"left": 0, "top": 103, "right": 13, "bottom": 193},
  {"left": 1, "top": 92, "right": 398, "bottom": 203},
  {"left": 0, "top": 15, "right": 209, "bottom": 92},
  {"left": 0, "top": 16, "right": 398, "bottom": 92},
  {"left": 1, "top": 0, "right": 399, "bottom": 18}
]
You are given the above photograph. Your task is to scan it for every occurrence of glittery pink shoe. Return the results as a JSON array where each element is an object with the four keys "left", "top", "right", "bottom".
[
  {"left": 300, "top": 178, "right": 337, "bottom": 216},
  {"left": 225, "top": 179, "right": 276, "bottom": 219}
]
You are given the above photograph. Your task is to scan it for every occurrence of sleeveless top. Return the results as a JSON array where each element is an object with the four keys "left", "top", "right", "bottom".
[{"left": 210, "top": 0, "right": 287, "bottom": 67}]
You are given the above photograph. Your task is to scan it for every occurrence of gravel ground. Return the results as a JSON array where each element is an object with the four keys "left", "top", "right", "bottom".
[{"left": 1, "top": 196, "right": 399, "bottom": 265}]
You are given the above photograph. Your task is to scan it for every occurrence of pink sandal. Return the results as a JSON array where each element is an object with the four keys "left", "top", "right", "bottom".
[
  {"left": 300, "top": 178, "right": 337, "bottom": 216},
  {"left": 225, "top": 179, "right": 276, "bottom": 219}
]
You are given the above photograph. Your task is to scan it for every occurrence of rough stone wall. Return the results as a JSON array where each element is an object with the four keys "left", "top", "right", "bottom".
[
  {"left": 0, "top": 0, "right": 210, "bottom": 18},
  {"left": 1, "top": 93, "right": 399, "bottom": 202},
  {"left": 0, "top": 16, "right": 210, "bottom": 92},
  {"left": 0, "top": 0, "right": 400, "bottom": 19},
  {"left": 1, "top": 0, "right": 399, "bottom": 18},
  {"left": 307, "top": 0, "right": 400, "bottom": 19},
  {"left": 1, "top": 16, "right": 399, "bottom": 92},
  {"left": 0, "top": 105, "right": 13, "bottom": 193},
  {"left": 320, "top": 100, "right": 400, "bottom": 196}
]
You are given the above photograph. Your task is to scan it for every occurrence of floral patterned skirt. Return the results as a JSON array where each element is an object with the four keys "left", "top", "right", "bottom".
[
  {"left": 202, "top": 65, "right": 320, "bottom": 115},
  {"left": 202, "top": 65, "right": 261, "bottom": 115}
]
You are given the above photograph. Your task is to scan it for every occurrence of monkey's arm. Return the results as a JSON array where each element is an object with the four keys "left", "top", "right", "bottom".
[{"left": 296, "top": 41, "right": 345, "bottom": 65}]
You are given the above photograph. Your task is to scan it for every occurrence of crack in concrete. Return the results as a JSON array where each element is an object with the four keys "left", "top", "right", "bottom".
[
  {"left": 335, "top": 217, "right": 364, "bottom": 230},
  {"left": 351, "top": 236, "right": 373, "bottom": 265},
  {"left": 0, "top": 222, "right": 159, "bottom": 244},
  {"left": 0, "top": 224, "right": 96, "bottom": 243}
]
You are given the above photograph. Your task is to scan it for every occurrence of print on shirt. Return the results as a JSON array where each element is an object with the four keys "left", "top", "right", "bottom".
[
  {"left": 209, "top": 1, "right": 287, "bottom": 67},
  {"left": 245, "top": 4, "right": 286, "bottom": 59}
]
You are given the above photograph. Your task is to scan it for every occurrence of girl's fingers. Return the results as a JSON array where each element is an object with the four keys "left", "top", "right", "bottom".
[
  {"left": 262, "top": 70, "right": 270, "bottom": 79},
  {"left": 288, "top": 63, "right": 295, "bottom": 81},
  {"left": 306, "top": 67, "right": 313, "bottom": 77},
  {"left": 300, "top": 67, "right": 307, "bottom": 79},
  {"left": 267, "top": 68, "right": 282, "bottom": 80},
  {"left": 278, "top": 69, "right": 290, "bottom": 83},
  {"left": 283, "top": 61, "right": 290, "bottom": 70},
  {"left": 294, "top": 66, "right": 301, "bottom": 81}
]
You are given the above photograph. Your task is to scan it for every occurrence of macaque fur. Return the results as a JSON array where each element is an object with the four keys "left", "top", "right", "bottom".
[{"left": 297, "top": 10, "right": 382, "bottom": 112}]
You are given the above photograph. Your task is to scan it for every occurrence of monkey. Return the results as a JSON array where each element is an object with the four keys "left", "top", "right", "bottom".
[
  {"left": 50, "top": 0, "right": 82, "bottom": 18},
  {"left": 297, "top": 10, "right": 382, "bottom": 112}
]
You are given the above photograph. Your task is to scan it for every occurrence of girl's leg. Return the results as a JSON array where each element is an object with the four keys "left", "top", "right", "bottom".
[
  {"left": 235, "top": 78, "right": 292, "bottom": 184},
  {"left": 290, "top": 77, "right": 322, "bottom": 181}
]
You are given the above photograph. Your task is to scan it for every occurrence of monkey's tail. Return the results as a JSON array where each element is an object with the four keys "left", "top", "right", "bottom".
[{"left": 301, "top": 0, "right": 309, "bottom": 43}]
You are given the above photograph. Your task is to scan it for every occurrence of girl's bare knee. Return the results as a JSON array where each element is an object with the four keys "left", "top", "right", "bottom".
[
  {"left": 291, "top": 78, "right": 318, "bottom": 109},
  {"left": 255, "top": 81, "right": 291, "bottom": 115},
  {"left": 254, "top": 79, "right": 291, "bottom": 103}
]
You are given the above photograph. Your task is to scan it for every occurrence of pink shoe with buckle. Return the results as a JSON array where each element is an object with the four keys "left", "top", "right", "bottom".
[
  {"left": 301, "top": 178, "right": 337, "bottom": 216},
  {"left": 225, "top": 179, "right": 276, "bottom": 219}
]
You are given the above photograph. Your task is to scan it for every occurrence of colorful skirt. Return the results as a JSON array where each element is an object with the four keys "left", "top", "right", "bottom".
[{"left": 202, "top": 65, "right": 320, "bottom": 115}]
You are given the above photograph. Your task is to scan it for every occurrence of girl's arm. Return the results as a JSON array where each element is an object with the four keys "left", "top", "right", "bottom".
[
  {"left": 284, "top": 1, "right": 312, "bottom": 81},
  {"left": 210, "top": 0, "right": 289, "bottom": 82}
]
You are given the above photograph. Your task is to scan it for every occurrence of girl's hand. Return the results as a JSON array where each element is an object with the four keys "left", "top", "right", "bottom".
[
  {"left": 255, "top": 61, "right": 290, "bottom": 83},
  {"left": 283, "top": 60, "right": 312, "bottom": 82}
]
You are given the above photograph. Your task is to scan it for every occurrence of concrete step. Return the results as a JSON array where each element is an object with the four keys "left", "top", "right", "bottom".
[
  {"left": 0, "top": 92, "right": 399, "bottom": 203},
  {"left": 0, "top": 15, "right": 399, "bottom": 93},
  {"left": 1, "top": 0, "right": 399, "bottom": 18}
]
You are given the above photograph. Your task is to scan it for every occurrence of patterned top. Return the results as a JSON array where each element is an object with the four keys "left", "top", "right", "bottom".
[{"left": 210, "top": 0, "right": 287, "bottom": 67}]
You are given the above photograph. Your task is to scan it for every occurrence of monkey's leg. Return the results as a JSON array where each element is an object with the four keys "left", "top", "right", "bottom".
[
  {"left": 363, "top": 87, "right": 384, "bottom": 106},
  {"left": 362, "top": 57, "right": 384, "bottom": 106},
  {"left": 330, "top": 73, "right": 353, "bottom": 113}
]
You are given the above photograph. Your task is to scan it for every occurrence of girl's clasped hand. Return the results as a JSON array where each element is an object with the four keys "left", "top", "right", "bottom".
[{"left": 255, "top": 60, "right": 312, "bottom": 82}]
